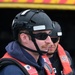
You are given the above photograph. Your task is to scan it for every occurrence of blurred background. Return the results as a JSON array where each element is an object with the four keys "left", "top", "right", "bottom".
[{"left": 0, "top": 0, "right": 75, "bottom": 63}]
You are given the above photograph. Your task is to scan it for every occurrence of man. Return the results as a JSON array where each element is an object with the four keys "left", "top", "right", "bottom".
[
  {"left": 47, "top": 21, "right": 74, "bottom": 75},
  {"left": 0, "top": 9, "right": 54, "bottom": 75}
]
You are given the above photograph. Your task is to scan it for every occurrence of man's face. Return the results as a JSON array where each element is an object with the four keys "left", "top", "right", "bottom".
[
  {"left": 47, "top": 37, "right": 60, "bottom": 54},
  {"left": 27, "top": 30, "right": 54, "bottom": 53}
]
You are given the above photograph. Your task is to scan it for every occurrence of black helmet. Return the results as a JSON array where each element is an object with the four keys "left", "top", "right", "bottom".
[
  {"left": 12, "top": 9, "right": 53, "bottom": 40},
  {"left": 50, "top": 21, "right": 62, "bottom": 37}
]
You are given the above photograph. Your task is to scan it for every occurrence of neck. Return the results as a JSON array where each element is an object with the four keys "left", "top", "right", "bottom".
[
  {"left": 47, "top": 54, "right": 53, "bottom": 58},
  {"left": 26, "top": 50, "right": 39, "bottom": 62},
  {"left": 18, "top": 41, "right": 40, "bottom": 62}
]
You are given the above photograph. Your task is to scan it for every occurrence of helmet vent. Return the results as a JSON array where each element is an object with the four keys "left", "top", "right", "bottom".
[
  {"left": 15, "top": 17, "right": 18, "bottom": 19},
  {"left": 29, "top": 20, "right": 36, "bottom": 24}
]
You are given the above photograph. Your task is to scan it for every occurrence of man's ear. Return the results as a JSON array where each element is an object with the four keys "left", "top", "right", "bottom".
[{"left": 19, "top": 33, "right": 27, "bottom": 42}]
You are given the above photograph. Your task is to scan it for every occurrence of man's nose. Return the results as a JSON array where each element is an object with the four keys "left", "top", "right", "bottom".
[{"left": 45, "top": 36, "right": 54, "bottom": 45}]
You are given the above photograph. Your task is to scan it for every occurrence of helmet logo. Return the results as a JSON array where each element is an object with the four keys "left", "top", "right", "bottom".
[{"left": 33, "top": 25, "right": 46, "bottom": 31}]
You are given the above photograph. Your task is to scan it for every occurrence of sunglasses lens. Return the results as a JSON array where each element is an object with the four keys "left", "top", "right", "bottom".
[
  {"left": 34, "top": 33, "right": 48, "bottom": 40},
  {"left": 51, "top": 38, "right": 59, "bottom": 43}
]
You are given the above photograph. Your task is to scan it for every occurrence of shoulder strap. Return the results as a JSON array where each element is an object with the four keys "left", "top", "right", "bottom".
[{"left": 0, "top": 58, "right": 29, "bottom": 75}]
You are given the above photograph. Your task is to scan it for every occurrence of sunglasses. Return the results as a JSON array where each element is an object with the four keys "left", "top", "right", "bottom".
[
  {"left": 33, "top": 33, "right": 50, "bottom": 40},
  {"left": 19, "top": 32, "right": 51, "bottom": 40},
  {"left": 51, "top": 37, "right": 59, "bottom": 43}
]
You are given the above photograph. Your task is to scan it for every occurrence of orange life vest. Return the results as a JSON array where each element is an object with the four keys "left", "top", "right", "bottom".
[
  {"left": 2, "top": 53, "right": 53, "bottom": 75},
  {"left": 58, "top": 44, "right": 72, "bottom": 75},
  {"left": 42, "top": 54, "right": 55, "bottom": 75},
  {"left": 42, "top": 44, "right": 72, "bottom": 75}
]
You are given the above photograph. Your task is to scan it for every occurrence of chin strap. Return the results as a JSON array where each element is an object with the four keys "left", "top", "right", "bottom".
[
  {"left": 17, "top": 31, "right": 48, "bottom": 55},
  {"left": 17, "top": 41, "right": 47, "bottom": 54},
  {"left": 29, "top": 31, "right": 48, "bottom": 55}
]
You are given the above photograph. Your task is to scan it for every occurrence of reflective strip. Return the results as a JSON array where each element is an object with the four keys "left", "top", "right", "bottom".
[
  {"left": 0, "top": 0, "right": 75, "bottom": 4},
  {"left": 57, "top": 32, "right": 62, "bottom": 36},
  {"left": 33, "top": 25, "right": 46, "bottom": 31}
]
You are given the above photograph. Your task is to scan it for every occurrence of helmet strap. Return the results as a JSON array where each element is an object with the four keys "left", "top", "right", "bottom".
[
  {"left": 17, "top": 41, "right": 47, "bottom": 54},
  {"left": 29, "top": 31, "right": 43, "bottom": 55}
]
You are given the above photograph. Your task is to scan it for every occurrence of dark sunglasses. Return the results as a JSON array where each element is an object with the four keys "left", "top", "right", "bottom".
[
  {"left": 19, "top": 32, "right": 51, "bottom": 40},
  {"left": 33, "top": 33, "right": 50, "bottom": 40},
  {"left": 51, "top": 37, "right": 59, "bottom": 43}
]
